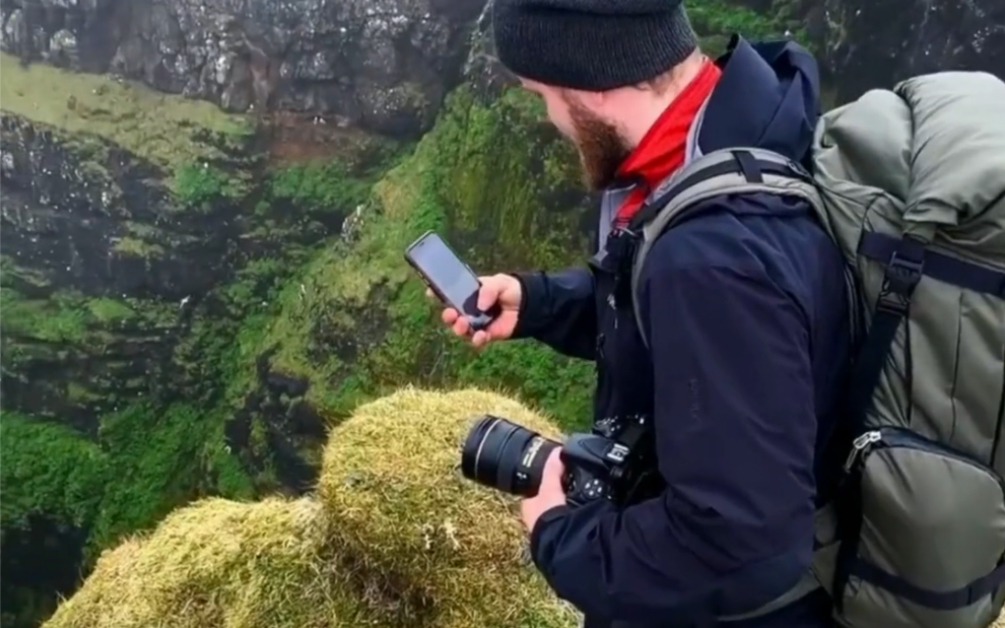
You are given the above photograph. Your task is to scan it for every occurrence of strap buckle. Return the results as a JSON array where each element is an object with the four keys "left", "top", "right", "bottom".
[{"left": 877, "top": 238, "right": 926, "bottom": 314}]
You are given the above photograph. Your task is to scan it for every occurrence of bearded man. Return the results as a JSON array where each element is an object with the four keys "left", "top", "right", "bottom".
[{"left": 436, "top": 1, "right": 853, "bottom": 627}]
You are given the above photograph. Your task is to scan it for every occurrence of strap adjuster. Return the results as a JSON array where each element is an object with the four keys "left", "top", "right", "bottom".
[
  {"left": 876, "top": 237, "right": 926, "bottom": 315},
  {"left": 884, "top": 250, "right": 924, "bottom": 295}
]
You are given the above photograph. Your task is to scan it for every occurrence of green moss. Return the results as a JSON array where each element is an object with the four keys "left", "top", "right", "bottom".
[
  {"left": 0, "top": 256, "right": 51, "bottom": 289},
  {"left": 0, "top": 288, "right": 89, "bottom": 343},
  {"left": 266, "top": 161, "right": 371, "bottom": 213},
  {"left": 111, "top": 236, "right": 165, "bottom": 257},
  {"left": 0, "top": 52, "right": 253, "bottom": 184},
  {"left": 0, "top": 413, "right": 109, "bottom": 531},
  {"left": 66, "top": 383, "right": 101, "bottom": 403},
  {"left": 689, "top": 0, "right": 809, "bottom": 56},
  {"left": 0, "top": 287, "right": 158, "bottom": 347},
  {"left": 252, "top": 85, "right": 595, "bottom": 431},
  {"left": 172, "top": 162, "right": 250, "bottom": 208},
  {"left": 89, "top": 402, "right": 249, "bottom": 551},
  {"left": 86, "top": 298, "right": 136, "bottom": 324}
]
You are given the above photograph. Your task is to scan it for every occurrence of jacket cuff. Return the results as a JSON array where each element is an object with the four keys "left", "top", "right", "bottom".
[
  {"left": 509, "top": 271, "right": 548, "bottom": 339},
  {"left": 529, "top": 504, "right": 571, "bottom": 567}
]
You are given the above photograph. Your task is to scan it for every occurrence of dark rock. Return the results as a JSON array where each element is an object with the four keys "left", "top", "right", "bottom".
[
  {"left": 0, "top": 514, "right": 88, "bottom": 628},
  {"left": 265, "top": 370, "right": 309, "bottom": 398},
  {"left": 460, "top": 0, "right": 513, "bottom": 102},
  {"left": 821, "top": 0, "right": 1005, "bottom": 102}
]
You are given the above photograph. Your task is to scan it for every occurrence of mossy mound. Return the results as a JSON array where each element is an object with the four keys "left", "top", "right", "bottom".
[
  {"left": 42, "top": 387, "right": 578, "bottom": 628},
  {"left": 317, "top": 386, "right": 578, "bottom": 628},
  {"left": 42, "top": 496, "right": 361, "bottom": 628}
]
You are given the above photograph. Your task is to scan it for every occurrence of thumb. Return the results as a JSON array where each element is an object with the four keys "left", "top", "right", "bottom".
[{"left": 476, "top": 278, "right": 501, "bottom": 312}]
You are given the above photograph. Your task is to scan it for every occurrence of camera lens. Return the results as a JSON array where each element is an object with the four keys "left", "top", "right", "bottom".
[{"left": 461, "top": 415, "right": 560, "bottom": 497}]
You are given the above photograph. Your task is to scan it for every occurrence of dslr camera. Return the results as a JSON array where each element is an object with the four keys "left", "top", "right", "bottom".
[{"left": 460, "top": 413, "right": 658, "bottom": 507}]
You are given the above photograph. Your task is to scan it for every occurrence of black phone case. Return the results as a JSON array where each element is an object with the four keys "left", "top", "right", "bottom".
[{"left": 403, "top": 231, "right": 499, "bottom": 331}]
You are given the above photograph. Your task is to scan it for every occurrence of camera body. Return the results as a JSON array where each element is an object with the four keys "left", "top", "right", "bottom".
[
  {"left": 560, "top": 414, "right": 656, "bottom": 507},
  {"left": 461, "top": 412, "right": 659, "bottom": 509}
]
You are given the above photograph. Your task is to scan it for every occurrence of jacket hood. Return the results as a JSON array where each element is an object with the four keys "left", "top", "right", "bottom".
[{"left": 695, "top": 35, "right": 822, "bottom": 164}]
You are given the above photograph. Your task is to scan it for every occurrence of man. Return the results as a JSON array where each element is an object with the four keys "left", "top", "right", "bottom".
[{"left": 437, "top": 1, "right": 853, "bottom": 626}]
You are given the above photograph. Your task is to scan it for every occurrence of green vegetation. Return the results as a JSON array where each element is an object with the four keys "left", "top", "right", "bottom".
[
  {"left": 0, "top": 53, "right": 252, "bottom": 178},
  {"left": 690, "top": 0, "right": 810, "bottom": 55},
  {"left": 0, "top": 415, "right": 108, "bottom": 532},
  {"left": 266, "top": 159, "right": 378, "bottom": 214},
  {"left": 172, "top": 162, "right": 249, "bottom": 208},
  {"left": 0, "top": 282, "right": 176, "bottom": 347},
  {"left": 249, "top": 85, "right": 596, "bottom": 429},
  {"left": 41, "top": 389, "right": 580, "bottom": 628},
  {"left": 88, "top": 402, "right": 254, "bottom": 550}
]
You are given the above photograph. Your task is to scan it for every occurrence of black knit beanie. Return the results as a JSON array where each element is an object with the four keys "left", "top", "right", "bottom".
[{"left": 491, "top": 0, "right": 699, "bottom": 91}]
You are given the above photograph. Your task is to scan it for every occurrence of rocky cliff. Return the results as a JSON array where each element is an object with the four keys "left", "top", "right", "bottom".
[
  {"left": 2, "top": 0, "right": 1003, "bottom": 626},
  {"left": 0, "top": 0, "right": 483, "bottom": 137},
  {"left": 818, "top": 0, "right": 1005, "bottom": 103}
]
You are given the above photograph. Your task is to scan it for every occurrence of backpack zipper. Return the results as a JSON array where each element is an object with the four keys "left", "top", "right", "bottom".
[{"left": 844, "top": 426, "right": 1005, "bottom": 494}]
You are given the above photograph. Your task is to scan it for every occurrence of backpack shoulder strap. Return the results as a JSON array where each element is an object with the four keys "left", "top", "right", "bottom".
[{"left": 629, "top": 147, "right": 821, "bottom": 348}]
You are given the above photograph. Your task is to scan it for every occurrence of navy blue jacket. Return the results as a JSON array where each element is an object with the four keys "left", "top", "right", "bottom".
[{"left": 510, "top": 38, "right": 852, "bottom": 627}]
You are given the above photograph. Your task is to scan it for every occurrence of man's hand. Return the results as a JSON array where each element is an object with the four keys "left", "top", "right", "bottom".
[
  {"left": 521, "top": 447, "right": 567, "bottom": 533},
  {"left": 428, "top": 273, "right": 522, "bottom": 348}
]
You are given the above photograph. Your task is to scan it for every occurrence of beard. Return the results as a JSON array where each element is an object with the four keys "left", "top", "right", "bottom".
[{"left": 567, "top": 99, "right": 632, "bottom": 191}]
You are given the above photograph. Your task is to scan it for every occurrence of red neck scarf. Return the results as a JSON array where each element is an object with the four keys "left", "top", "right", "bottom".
[{"left": 613, "top": 60, "right": 722, "bottom": 226}]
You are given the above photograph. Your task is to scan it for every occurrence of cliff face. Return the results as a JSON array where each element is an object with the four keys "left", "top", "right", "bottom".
[
  {"left": 767, "top": 0, "right": 1005, "bottom": 102},
  {"left": 0, "top": 0, "right": 483, "bottom": 137},
  {"left": 0, "top": 49, "right": 405, "bottom": 628}
]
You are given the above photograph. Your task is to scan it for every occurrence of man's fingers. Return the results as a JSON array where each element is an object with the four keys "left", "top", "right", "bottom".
[
  {"left": 452, "top": 317, "right": 471, "bottom": 338},
  {"left": 541, "top": 448, "right": 565, "bottom": 489},
  {"left": 476, "top": 280, "right": 501, "bottom": 312},
  {"left": 471, "top": 329, "right": 490, "bottom": 347},
  {"left": 441, "top": 307, "right": 459, "bottom": 325}
]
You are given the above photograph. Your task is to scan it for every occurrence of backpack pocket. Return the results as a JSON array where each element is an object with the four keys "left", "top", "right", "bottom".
[{"left": 833, "top": 426, "right": 1005, "bottom": 628}]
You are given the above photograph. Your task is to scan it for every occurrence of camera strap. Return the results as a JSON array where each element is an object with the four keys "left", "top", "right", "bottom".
[{"left": 588, "top": 227, "right": 640, "bottom": 315}]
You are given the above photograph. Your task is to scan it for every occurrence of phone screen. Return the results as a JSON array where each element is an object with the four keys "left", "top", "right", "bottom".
[{"left": 408, "top": 233, "right": 481, "bottom": 315}]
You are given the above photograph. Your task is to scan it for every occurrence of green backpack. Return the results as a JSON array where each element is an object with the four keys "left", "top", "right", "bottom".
[{"left": 629, "top": 70, "right": 1005, "bottom": 628}]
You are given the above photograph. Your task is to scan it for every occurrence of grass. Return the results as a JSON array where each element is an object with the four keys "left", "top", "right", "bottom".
[
  {"left": 43, "top": 497, "right": 361, "bottom": 628},
  {"left": 0, "top": 52, "right": 252, "bottom": 176},
  {"left": 42, "top": 388, "right": 581, "bottom": 628}
]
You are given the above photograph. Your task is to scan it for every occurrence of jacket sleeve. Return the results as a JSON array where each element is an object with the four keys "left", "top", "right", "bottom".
[
  {"left": 528, "top": 224, "right": 818, "bottom": 623},
  {"left": 509, "top": 267, "right": 597, "bottom": 360}
]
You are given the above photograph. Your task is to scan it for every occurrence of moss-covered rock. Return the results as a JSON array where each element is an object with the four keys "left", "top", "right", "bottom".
[
  {"left": 318, "top": 387, "right": 572, "bottom": 627},
  {"left": 41, "top": 497, "right": 358, "bottom": 628},
  {"left": 42, "top": 388, "right": 579, "bottom": 628},
  {"left": 0, "top": 52, "right": 254, "bottom": 190},
  {"left": 246, "top": 84, "right": 598, "bottom": 443}
]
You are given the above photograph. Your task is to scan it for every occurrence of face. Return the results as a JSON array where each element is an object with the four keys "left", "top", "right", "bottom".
[{"left": 520, "top": 79, "right": 631, "bottom": 191}]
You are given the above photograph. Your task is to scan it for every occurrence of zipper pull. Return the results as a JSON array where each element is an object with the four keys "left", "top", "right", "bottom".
[{"left": 843, "top": 430, "right": 882, "bottom": 473}]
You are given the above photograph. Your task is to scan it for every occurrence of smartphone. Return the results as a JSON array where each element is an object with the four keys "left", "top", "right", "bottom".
[{"left": 404, "top": 231, "right": 500, "bottom": 331}]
